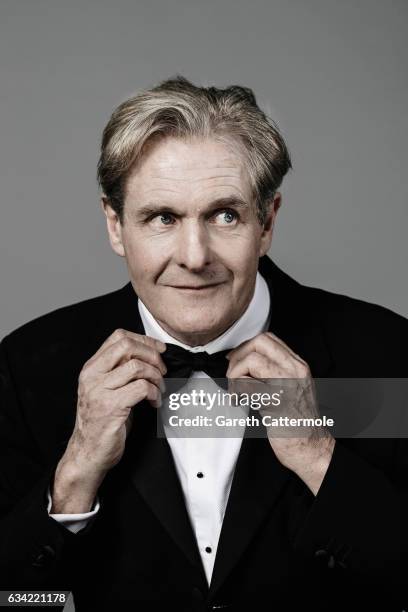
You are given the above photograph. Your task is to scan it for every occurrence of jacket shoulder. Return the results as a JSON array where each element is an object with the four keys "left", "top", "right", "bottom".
[
  {"left": 1, "top": 285, "right": 128, "bottom": 357},
  {"left": 262, "top": 256, "right": 407, "bottom": 331},
  {"left": 303, "top": 284, "right": 408, "bottom": 374},
  {"left": 305, "top": 284, "right": 408, "bottom": 331}
]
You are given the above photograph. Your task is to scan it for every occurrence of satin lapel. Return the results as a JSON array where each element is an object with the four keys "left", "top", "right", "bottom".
[
  {"left": 125, "top": 406, "right": 207, "bottom": 586},
  {"left": 208, "top": 432, "right": 292, "bottom": 598},
  {"left": 208, "top": 257, "right": 334, "bottom": 596},
  {"left": 99, "top": 283, "right": 208, "bottom": 588},
  {"left": 259, "top": 256, "right": 334, "bottom": 378}
]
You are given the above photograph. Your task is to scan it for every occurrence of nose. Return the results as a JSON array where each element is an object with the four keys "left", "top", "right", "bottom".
[{"left": 174, "top": 220, "right": 212, "bottom": 271}]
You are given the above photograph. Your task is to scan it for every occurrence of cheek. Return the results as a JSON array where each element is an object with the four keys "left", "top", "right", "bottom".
[
  {"left": 223, "top": 226, "right": 262, "bottom": 255},
  {"left": 225, "top": 241, "right": 260, "bottom": 278},
  {"left": 123, "top": 235, "right": 166, "bottom": 278}
]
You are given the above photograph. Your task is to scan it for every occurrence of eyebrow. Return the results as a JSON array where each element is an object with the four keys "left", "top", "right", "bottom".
[{"left": 132, "top": 196, "right": 251, "bottom": 220}]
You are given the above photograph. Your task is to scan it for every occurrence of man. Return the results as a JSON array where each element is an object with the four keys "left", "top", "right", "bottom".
[{"left": 1, "top": 76, "right": 407, "bottom": 612}]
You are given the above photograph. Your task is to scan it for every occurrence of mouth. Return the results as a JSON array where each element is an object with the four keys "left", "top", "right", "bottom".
[{"left": 170, "top": 282, "right": 225, "bottom": 292}]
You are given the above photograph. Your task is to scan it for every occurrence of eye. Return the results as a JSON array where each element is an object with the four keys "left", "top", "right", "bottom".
[
  {"left": 149, "top": 212, "right": 175, "bottom": 226},
  {"left": 213, "top": 209, "right": 239, "bottom": 225}
]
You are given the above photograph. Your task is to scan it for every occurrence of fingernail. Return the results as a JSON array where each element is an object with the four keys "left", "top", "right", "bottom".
[
  {"left": 156, "top": 341, "right": 167, "bottom": 352},
  {"left": 160, "top": 379, "right": 166, "bottom": 393}
]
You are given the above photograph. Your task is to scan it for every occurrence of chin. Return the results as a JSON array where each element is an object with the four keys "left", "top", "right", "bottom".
[{"left": 171, "top": 311, "right": 230, "bottom": 337}]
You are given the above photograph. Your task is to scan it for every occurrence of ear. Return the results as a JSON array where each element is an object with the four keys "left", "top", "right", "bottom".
[
  {"left": 100, "top": 197, "right": 126, "bottom": 257},
  {"left": 259, "top": 191, "right": 282, "bottom": 257}
]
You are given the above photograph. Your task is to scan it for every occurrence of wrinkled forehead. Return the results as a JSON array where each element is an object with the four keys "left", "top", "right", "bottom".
[{"left": 124, "top": 136, "right": 254, "bottom": 207}]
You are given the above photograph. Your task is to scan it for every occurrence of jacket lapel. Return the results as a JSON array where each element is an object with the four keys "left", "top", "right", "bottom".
[
  {"left": 99, "top": 257, "right": 334, "bottom": 595},
  {"left": 259, "top": 255, "right": 334, "bottom": 378},
  {"left": 125, "top": 405, "right": 208, "bottom": 587},
  {"left": 208, "top": 433, "right": 292, "bottom": 597}
]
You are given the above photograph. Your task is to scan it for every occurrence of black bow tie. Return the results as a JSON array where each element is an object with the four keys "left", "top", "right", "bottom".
[{"left": 162, "top": 342, "right": 230, "bottom": 380}]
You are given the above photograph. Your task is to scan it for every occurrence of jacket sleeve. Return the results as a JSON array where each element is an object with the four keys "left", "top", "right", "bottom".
[
  {"left": 292, "top": 437, "right": 408, "bottom": 604},
  {"left": 0, "top": 338, "right": 96, "bottom": 592}
]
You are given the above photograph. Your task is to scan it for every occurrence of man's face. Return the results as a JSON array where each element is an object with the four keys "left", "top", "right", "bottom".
[{"left": 103, "top": 136, "right": 280, "bottom": 346}]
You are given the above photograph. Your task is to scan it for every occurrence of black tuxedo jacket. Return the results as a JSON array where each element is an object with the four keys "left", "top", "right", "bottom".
[{"left": 1, "top": 256, "right": 408, "bottom": 612}]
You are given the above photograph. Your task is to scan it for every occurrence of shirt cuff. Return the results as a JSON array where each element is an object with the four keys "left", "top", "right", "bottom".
[{"left": 47, "top": 486, "right": 100, "bottom": 534}]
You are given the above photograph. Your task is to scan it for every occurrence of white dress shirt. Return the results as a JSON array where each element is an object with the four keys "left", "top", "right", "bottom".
[{"left": 48, "top": 271, "right": 270, "bottom": 585}]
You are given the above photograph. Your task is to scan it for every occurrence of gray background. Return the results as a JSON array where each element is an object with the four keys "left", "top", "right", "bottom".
[
  {"left": 0, "top": 1, "right": 406, "bottom": 608},
  {"left": 1, "top": 0, "right": 407, "bottom": 341}
]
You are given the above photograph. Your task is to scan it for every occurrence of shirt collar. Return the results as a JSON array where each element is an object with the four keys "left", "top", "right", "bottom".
[{"left": 138, "top": 271, "right": 271, "bottom": 354}]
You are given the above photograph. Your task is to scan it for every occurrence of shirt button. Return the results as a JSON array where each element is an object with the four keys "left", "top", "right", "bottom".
[
  {"left": 205, "top": 546, "right": 212, "bottom": 554},
  {"left": 197, "top": 472, "right": 204, "bottom": 478}
]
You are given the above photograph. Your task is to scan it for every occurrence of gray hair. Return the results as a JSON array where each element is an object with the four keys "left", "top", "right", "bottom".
[{"left": 97, "top": 75, "right": 292, "bottom": 225}]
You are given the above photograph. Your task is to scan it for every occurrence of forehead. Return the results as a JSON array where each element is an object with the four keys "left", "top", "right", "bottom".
[{"left": 124, "top": 136, "right": 253, "bottom": 204}]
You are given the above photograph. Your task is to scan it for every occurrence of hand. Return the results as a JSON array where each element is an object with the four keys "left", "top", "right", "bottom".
[
  {"left": 51, "top": 329, "right": 167, "bottom": 512},
  {"left": 226, "top": 332, "right": 335, "bottom": 495}
]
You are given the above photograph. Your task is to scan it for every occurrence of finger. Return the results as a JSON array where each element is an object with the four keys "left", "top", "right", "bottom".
[
  {"left": 227, "top": 352, "right": 285, "bottom": 379},
  {"left": 104, "top": 358, "right": 166, "bottom": 392},
  {"left": 227, "top": 332, "right": 304, "bottom": 366},
  {"left": 90, "top": 329, "right": 166, "bottom": 363},
  {"left": 227, "top": 334, "right": 296, "bottom": 373},
  {"left": 87, "top": 336, "right": 167, "bottom": 376},
  {"left": 115, "top": 378, "right": 162, "bottom": 409}
]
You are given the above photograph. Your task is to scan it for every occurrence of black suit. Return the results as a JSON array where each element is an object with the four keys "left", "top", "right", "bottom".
[{"left": 1, "top": 255, "right": 408, "bottom": 611}]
